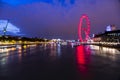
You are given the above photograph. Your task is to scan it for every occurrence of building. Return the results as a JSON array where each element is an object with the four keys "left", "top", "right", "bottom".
[
  {"left": 93, "top": 30, "right": 120, "bottom": 42},
  {"left": 106, "top": 24, "right": 117, "bottom": 31}
]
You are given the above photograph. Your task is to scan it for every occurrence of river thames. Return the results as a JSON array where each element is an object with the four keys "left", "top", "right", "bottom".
[{"left": 0, "top": 43, "right": 120, "bottom": 80}]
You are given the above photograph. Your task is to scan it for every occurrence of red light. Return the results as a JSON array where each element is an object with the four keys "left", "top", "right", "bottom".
[
  {"left": 76, "top": 45, "right": 91, "bottom": 76},
  {"left": 77, "top": 46, "right": 85, "bottom": 64}
]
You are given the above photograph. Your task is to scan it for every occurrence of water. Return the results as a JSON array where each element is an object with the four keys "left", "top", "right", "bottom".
[{"left": 0, "top": 44, "right": 120, "bottom": 80}]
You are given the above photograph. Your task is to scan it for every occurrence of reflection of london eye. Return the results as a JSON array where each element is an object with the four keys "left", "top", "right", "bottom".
[{"left": 78, "top": 14, "right": 90, "bottom": 42}]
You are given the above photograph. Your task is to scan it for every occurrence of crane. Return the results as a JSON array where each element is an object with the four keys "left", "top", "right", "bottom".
[{"left": 3, "top": 20, "right": 9, "bottom": 36}]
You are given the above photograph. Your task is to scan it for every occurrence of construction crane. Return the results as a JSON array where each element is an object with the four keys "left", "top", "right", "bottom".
[{"left": 3, "top": 20, "right": 9, "bottom": 36}]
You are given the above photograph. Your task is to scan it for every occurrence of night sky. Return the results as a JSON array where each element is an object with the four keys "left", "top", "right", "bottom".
[{"left": 0, "top": 0, "right": 120, "bottom": 40}]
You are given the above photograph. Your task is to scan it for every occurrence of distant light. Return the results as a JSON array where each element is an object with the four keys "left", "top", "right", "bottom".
[{"left": 57, "top": 39, "right": 61, "bottom": 41}]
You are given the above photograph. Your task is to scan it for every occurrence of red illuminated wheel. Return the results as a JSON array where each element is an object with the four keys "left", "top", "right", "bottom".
[{"left": 78, "top": 14, "right": 90, "bottom": 42}]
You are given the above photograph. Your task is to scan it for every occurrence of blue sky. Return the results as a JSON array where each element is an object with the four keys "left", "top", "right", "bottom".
[{"left": 1, "top": 0, "right": 75, "bottom": 6}]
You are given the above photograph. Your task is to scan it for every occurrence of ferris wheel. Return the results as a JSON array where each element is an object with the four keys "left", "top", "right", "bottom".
[{"left": 78, "top": 14, "right": 90, "bottom": 42}]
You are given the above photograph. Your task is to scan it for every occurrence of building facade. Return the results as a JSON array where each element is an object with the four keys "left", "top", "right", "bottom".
[{"left": 93, "top": 30, "right": 120, "bottom": 42}]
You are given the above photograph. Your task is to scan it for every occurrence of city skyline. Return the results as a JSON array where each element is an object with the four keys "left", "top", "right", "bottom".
[{"left": 0, "top": 0, "right": 120, "bottom": 39}]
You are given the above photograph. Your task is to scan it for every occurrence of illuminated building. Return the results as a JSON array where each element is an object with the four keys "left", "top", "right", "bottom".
[
  {"left": 93, "top": 24, "right": 119, "bottom": 42},
  {"left": 106, "top": 24, "right": 116, "bottom": 31},
  {"left": 93, "top": 30, "right": 120, "bottom": 42}
]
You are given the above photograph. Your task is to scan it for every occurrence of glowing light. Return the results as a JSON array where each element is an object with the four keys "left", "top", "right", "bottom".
[
  {"left": 106, "top": 25, "right": 112, "bottom": 31},
  {"left": 23, "top": 45, "right": 27, "bottom": 49}
]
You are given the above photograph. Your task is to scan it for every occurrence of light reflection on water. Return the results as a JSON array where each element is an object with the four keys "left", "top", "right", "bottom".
[
  {"left": 1, "top": 44, "right": 120, "bottom": 65},
  {"left": 76, "top": 45, "right": 120, "bottom": 66},
  {"left": 57, "top": 44, "right": 61, "bottom": 56},
  {"left": 50, "top": 43, "right": 57, "bottom": 57},
  {"left": 90, "top": 45, "right": 120, "bottom": 61},
  {"left": 1, "top": 44, "right": 120, "bottom": 63},
  {"left": 0, "top": 57, "right": 8, "bottom": 65},
  {"left": 76, "top": 45, "right": 91, "bottom": 77},
  {"left": 0, "top": 44, "right": 120, "bottom": 79},
  {"left": 76, "top": 45, "right": 120, "bottom": 79},
  {"left": 0, "top": 43, "right": 62, "bottom": 65},
  {"left": 48, "top": 43, "right": 62, "bottom": 60},
  {"left": 0, "top": 44, "right": 39, "bottom": 65}
]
